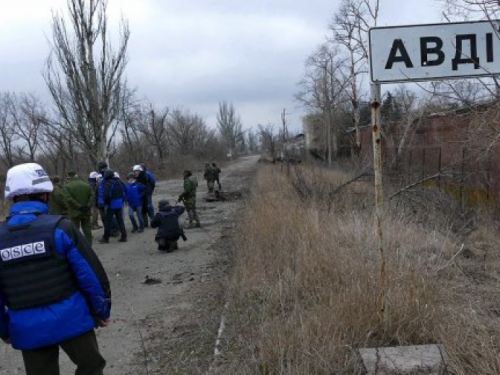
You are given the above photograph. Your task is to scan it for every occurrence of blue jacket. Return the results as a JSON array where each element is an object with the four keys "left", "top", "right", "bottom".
[
  {"left": 0, "top": 201, "right": 111, "bottom": 350},
  {"left": 97, "top": 178, "right": 105, "bottom": 207},
  {"left": 125, "top": 181, "right": 145, "bottom": 208},
  {"left": 104, "top": 177, "right": 126, "bottom": 209}
]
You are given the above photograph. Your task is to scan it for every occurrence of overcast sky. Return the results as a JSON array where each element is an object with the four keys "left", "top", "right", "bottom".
[{"left": 0, "top": 0, "right": 442, "bottom": 132}]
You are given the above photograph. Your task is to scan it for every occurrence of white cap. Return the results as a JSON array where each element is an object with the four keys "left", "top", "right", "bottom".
[
  {"left": 89, "top": 171, "right": 100, "bottom": 179},
  {"left": 4, "top": 163, "right": 53, "bottom": 200},
  {"left": 132, "top": 165, "right": 143, "bottom": 172}
]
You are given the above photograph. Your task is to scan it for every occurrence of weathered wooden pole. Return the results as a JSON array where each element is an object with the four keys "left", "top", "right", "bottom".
[{"left": 370, "top": 82, "right": 388, "bottom": 326}]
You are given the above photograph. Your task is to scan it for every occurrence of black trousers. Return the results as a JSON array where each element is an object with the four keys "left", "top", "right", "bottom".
[
  {"left": 21, "top": 330, "right": 105, "bottom": 375},
  {"left": 103, "top": 208, "right": 126, "bottom": 240}
]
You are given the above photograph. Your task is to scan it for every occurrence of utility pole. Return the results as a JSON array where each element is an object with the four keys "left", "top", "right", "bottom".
[
  {"left": 371, "top": 82, "right": 388, "bottom": 327},
  {"left": 281, "top": 108, "right": 290, "bottom": 175}
]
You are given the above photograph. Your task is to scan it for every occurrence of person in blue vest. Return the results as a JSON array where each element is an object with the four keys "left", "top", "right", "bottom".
[
  {"left": 150, "top": 200, "right": 186, "bottom": 252},
  {"left": 125, "top": 172, "right": 145, "bottom": 233},
  {"left": 98, "top": 169, "right": 127, "bottom": 243},
  {"left": 0, "top": 162, "right": 111, "bottom": 375}
]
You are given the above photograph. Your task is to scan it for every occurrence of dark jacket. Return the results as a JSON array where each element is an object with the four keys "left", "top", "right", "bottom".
[
  {"left": 0, "top": 201, "right": 111, "bottom": 350},
  {"left": 136, "top": 170, "right": 155, "bottom": 195},
  {"left": 151, "top": 202, "right": 185, "bottom": 241},
  {"left": 103, "top": 175, "right": 125, "bottom": 210}
]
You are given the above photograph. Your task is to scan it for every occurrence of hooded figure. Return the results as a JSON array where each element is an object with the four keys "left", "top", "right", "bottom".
[{"left": 150, "top": 199, "right": 186, "bottom": 252}]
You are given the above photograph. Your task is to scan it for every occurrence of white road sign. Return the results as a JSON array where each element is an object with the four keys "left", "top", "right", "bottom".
[{"left": 369, "top": 20, "right": 500, "bottom": 83}]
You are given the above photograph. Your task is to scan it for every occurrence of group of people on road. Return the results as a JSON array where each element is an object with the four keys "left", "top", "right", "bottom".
[
  {"left": 203, "top": 162, "right": 222, "bottom": 194},
  {"left": 0, "top": 159, "right": 223, "bottom": 375},
  {"left": 85, "top": 161, "right": 157, "bottom": 245}
]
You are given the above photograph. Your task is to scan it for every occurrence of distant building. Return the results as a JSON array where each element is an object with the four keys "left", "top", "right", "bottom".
[{"left": 357, "top": 102, "right": 500, "bottom": 205}]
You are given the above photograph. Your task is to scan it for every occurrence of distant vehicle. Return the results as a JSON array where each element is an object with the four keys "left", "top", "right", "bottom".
[{"left": 277, "top": 134, "right": 305, "bottom": 164}]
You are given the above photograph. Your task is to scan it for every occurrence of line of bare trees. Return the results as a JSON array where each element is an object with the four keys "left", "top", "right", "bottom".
[
  {"left": 0, "top": 89, "right": 260, "bottom": 178},
  {"left": 0, "top": 0, "right": 261, "bottom": 183},
  {"left": 295, "top": 0, "right": 500, "bottom": 169}
]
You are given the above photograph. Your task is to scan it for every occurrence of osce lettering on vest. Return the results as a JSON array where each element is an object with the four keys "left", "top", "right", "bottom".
[
  {"left": 0, "top": 241, "right": 46, "bottom": 262},
  {"left": 369, "top": 20, "right": 500, "bottom": 83}
]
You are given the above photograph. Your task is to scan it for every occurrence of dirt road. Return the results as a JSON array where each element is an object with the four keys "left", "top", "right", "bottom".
[{"left": 0, "top": 155, "right": 258, "bottom": 375}]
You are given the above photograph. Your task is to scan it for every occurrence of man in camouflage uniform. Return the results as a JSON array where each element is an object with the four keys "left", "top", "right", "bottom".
[
  {"left": 63, "top": 171, "right": 94, "bottom": 245},
  {"left": 49, "top": 176, "right": 68, "bottom": 216},
  {"left": 212, "top": 163, "right": 222, "bottom": 191},
  {"left": 203, "top": 162, "right": 215, "bottom": 194},
  {"left": 178, "top": 170, "right": 200, "bottom": 228}
]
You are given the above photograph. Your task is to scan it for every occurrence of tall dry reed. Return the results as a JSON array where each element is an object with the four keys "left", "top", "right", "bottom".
[{"left": 221, "top": 164, "right": 500, "bottom": 374}]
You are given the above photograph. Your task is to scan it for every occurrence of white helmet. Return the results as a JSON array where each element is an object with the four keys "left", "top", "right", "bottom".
[
  {"left": 4, "top": 163, "right": 53, "bottom": 200},
  {"left": 89, "top": 171, "right": 100, "bottom": 179},
  {"left": 132, "top": 164, "right": 143, "bottom": 172}
]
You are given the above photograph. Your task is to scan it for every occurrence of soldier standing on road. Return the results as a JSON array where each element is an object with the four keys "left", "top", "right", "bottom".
[
  {"left": 49, "top": 176, "right": 68, "bottom": 216},
  {"left": 63, "top": 171, "right": 94, "bottom": 245},
  {"left": 203, "top": 162, "right": 215, "bottom": 194},
  {"left": 0, "top": 162, "right": 111, "bottom": 375},
  {"left": 178, "top": 170, "right": 200, "bottom": 228},
  {"left": 212, "top": 163, "right": 222, "bottom": 191}
]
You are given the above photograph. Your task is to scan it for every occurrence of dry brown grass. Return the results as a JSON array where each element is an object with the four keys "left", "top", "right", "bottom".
[{"left": 218, "top": 164, "right": 500, "bottom": 375}]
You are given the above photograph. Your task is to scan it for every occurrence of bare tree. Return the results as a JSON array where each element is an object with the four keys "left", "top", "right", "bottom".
[
  {"left": 217, "top": 101, "right": 243, "bottom": 158},
  {"left": 258, "top": 124, "right": 277, "bottom": 159},
  {"left": 134, "top": 103, "right": 170, "bottom": 170},
  {"left": 38, "top": 116, "right": 76, "bottom": 175},
  {"left": 168, "top": 109, "right": 215, "bottom": 157},
  {"left": 246, "top": 129, "right": 258, "bottom": 154},
  {"left": 330, "top": 0, "right": 380, "bottom": 154},
  {"left": 119, "top": 94, "right": 144, "bottom": 165},
  {"left": 9, "top": 93, "right": 46, "bottom": 162},
  {"left": 0, "top": 93, "right": 18, "bottom": 168},
  {"left": 44, "top": 0, "right": 130, "bottom": 165},
  {"left": 296, "top": 43, "right": 350, "bottom": 162}
]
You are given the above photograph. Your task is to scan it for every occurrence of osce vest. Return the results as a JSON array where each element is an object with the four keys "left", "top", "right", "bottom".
[
  {"left": 158, "top": 210, "right": 182, "bottom": 240},
  {"left": 0, "top": 215, "right": 78, "bottom": 310}
]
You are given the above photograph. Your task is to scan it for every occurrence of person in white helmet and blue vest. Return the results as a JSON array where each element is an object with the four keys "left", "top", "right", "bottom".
[{"left": 0, "top": 163, "right": 111, "bottom": 375}]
